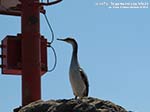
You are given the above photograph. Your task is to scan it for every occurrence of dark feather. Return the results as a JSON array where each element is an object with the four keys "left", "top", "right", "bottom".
[{"left": 79, "top": 68, "right": 89, "bottom": 96}]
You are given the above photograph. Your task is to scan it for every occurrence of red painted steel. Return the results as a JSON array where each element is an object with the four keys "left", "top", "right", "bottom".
[
  {"left": 0, "top": 0, "right": 62, "bottom": 107},
  {"left": 1, "top": 35, "right": 21, "bottom": 75},
  {"left": 40, "top": 36, "right": 48, "bottom": 74},
  {"left": 21, "top": 0, "right": 41, "bottom": 105},
  {"left": 1, "top": 35, "right": 47, "bottom": 75}
]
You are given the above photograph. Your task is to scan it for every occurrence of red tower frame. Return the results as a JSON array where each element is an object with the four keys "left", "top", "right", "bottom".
[
  {"left": 21, "top": 0, "right": 41, "bottom": 105},
  {"left": 0, "top": 0, "right": 62, "bottom": 107}
]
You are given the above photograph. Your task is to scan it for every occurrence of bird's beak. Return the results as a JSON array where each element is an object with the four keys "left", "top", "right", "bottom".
[{"left": 57, "top": 38, "right": 65, "bottom": 41}]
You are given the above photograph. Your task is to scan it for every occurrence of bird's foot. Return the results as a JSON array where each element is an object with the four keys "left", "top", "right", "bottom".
[{"left": 74, "top": 96, "right": 83, "bottom": 104}]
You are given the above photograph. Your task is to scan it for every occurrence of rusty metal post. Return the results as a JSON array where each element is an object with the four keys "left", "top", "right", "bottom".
[{"left": 21, "top": 0, "right": 41, "bottom": 106}]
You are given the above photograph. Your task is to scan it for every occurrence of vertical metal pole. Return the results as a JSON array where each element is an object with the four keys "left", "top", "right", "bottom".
[{"left": 21, "top": 0, "right": 41, "bottom": 106}]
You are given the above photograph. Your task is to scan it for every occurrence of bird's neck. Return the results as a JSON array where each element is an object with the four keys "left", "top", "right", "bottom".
[
  {"left": 73, "top": 44, "right": 78, "bottom": 57},
  {"left": 71, "top": 43, "right": 79, "bottom": 68}
]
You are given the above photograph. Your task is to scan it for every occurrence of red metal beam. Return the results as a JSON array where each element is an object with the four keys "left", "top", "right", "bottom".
[{"left": 21, "top": 0, "right": 41, "bottom": 106}]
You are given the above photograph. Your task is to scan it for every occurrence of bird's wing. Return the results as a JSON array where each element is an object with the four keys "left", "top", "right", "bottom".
[{"left": 79, "top": 68, "right": 89, "bottom": 96}]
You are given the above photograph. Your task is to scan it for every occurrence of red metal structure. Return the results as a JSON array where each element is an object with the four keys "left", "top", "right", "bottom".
[
  {"left": 21, "top": 0, "right": 41, "bottom": 105},
  {"left": 0, "top": 0, "right": 62, "bottom": 107}
]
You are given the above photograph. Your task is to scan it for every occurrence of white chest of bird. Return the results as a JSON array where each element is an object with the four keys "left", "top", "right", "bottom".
[{"left": 69, "top": 67, "right": 86, "bottom": 98}]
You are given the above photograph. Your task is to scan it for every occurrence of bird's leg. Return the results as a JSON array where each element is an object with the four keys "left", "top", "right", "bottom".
[
  {"left": 74, "top": 96, "right": 81, "bottom": 103},
  {"left": 75, "top": 96, "right": 77, "bottom": 100},
  {"left": 76, "top": 97, "right": 82, "bottom": 104}
]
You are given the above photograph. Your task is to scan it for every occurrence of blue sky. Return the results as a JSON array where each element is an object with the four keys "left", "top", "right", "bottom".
[{"left": 0, "top": 0, "right": 150, "bottom": 112}]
